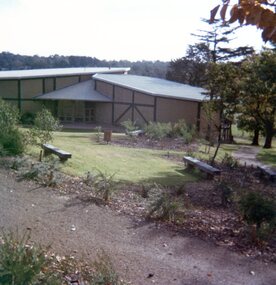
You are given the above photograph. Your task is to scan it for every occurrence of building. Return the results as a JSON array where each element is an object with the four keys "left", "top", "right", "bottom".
[
  {"left": 0, "top": 68, "right": 213, "bottom": 135},
  {"left": 0, "top": 67, "right": 129, "bottom": 115}
]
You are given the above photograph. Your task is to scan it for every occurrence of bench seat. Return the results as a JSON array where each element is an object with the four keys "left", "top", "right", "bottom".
[
  {"left": 42, "top": 143, "right": 72, "bottom": 162},
  {"left": 257, "top": 165, "right": 276, "bottom": 183},
  {"left": 183, "top": 156, "right": 221, "bottom": 178}
]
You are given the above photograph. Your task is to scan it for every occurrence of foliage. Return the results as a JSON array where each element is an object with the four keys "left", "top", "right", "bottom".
[
  {"left": 0, "top": 129, "right": 25, "bottom": 156},
  {"left": 0, "top": 230, "right": 59, "bottom": 285},
  {"left": 239, "top": 192, "right": 275, "bottom": 229},
  {"left": 238, "top": 51, "right": 276, "bottom": 148},
  {"left": 85, "top": 169, "right": 117, "bottom": 202},
  {"left": 28, "top": 109, "right": 61, "bottom": 146},
  {"left": 147, "top": 190, "right": 182, "bottom": 222},
  {"left": 211, "top": 0, "right": 276, "bottom": 43},
  {"left": 20, "top": 112, "right": 35, "bottom": 126},
  {"left": 95, "top": 126, "right": 102, "bottom": 143},
  {"left": 0, "top": 99, "right": 25, "bottom": 156},
  {"left": 121, "top": 120, "right": 138, "bottom": 134},
  {"left": 221, "top": 153, "right": 238, "bottom": 168},
  {"left": 172, "top": 120, "right": 197, "bottom": 144},
  {"left": 18, "top": 159, "right": 61, "bottom": 187},
  {"left": 90, "top": 250, "right": 126, "bottom": 285},
  {"left": 215, "top": 180, "right": 234, "bottom": 207},
  {"left": 144, "top": 122, "right": 172, "bottom": 140}
]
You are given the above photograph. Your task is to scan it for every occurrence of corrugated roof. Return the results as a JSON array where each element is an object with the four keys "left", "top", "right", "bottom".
[
  {"left": 93, "top": 74, "right": 207, "bottom": 102},
  {"left": 0, "top": 67, "right": 130, "bottom": 79},
  {"left": 35, "top": 80, "right": 111, "bottom": 102}
]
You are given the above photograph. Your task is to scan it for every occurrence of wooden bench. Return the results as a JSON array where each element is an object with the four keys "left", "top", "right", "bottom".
[
  {"left": 183, "top": 156, "right": 221, "bottom": 179},
  {"left": 257, "top": 165, "right": 276, "bottom": 183},
  {"left": 42, "top": 143, "right": 72, "bottom": 162}
]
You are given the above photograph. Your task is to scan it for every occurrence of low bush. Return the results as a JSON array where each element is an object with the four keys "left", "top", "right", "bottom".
[
  {"left": 0, "top": 230, "right": 60, "bottom": 285},
  {"left": 144, "top": 122, "right": 172, "bottom": 140},
  {"left": 0, "top": 129, "right": 25, "bottom": 156},
  {"left": 121, "top": 120, "right": 138, "bottom": 134},
  {"left": 148, "top": 191, "right": 181, "bottom": 222},
  {"left": 20, "top": 112, "right": 35, "bottom": 125},
  {"left": 95, "top": 126, "right": 102, "bottom": 142},
  {"left": 221, "top": 153, "right": 238, "bottom": 169},
  {"left": 172, "top": 119, "right": 197, "bottom": 144}
]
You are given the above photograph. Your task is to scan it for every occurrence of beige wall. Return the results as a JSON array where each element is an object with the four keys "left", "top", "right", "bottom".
[
  {"left": 95, "top": 103, "right": 112, "bottom": 124},
  {"left": 134, "top": 106, "right": 154, "bottom": 125},
  {"left": 21, "top": 79, "right": 43, "bottom": 99},
  {"left": 96, "top": 81, "right": 113, "bottom": 98},
  {"left": 21, "top": 101, "right": 43, "bottom": 113},
  {"left": 156, "top": 97, "right": 198, "bottom": 125},
  {"left": 114, "top": 86, "right": 132, "bottom": 103},
  {"left": 134, "top": 91, "right": 154, "bottom": 105},
  {"left": 45, "top": 78, "right": 54, "bottom": 93},
  {"left": 56, "top": 76, "right": 79, "bottom": 90},
  {"left": 0, "top": 80, "right": 18, "bottom": 99}
]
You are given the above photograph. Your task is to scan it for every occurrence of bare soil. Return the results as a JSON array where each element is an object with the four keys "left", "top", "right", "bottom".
[{"left": 0, "top": 164, "right": 276, "bottom": 285}]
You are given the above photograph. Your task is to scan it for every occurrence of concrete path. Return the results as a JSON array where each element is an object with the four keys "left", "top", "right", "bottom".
[{"left": 232, "top": 145, "right": 262, "bottom": 167}]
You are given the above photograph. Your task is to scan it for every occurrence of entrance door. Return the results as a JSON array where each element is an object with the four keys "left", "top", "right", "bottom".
[{"left": 85, "top": 102, "right": 95, "bottom": 122}]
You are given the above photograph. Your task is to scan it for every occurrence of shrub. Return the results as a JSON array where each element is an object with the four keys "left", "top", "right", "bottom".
[
  {"left": 95, "top": 126, "right": 102, "bottom": 142},
  {"left": 0, "top": 230, "right": 60, "bottom": 285},
  {"left": 0, "top": 99, "right": 19, "bottom": 134},
  {"left": 221, "top": 153, "right": 238, "bottom": 168},
  {"left": 28, "top": 108, "right": 61, "bottom": 146},
  {"left": 144, "top": 122, "right": 172, "bottom": 140},
  {"left": 148, "top": 192, "right": 181, "bottom": 222},
  {"left": 121, "top": 120, "right": 138, "bottom": 134},
  {"left": 86, "top": 169, "right": 117, "bottom": 202},
  {"left": 20, "top": 112, "right": 35, "bottom": 125},
  {"left": 0, "top": 129, "right": 25, "bottom": 156},
  {"left": 91, "top": 250, "right": 126, "bottom": 285},
  {"left": 239, "top": 192, "right": 275, "bottom": 229},
  {"left": 172, "top": 120, "right": 197, "bottom": 144}
]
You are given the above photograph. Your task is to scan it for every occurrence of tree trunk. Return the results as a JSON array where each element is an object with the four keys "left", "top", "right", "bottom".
[
  {"left": 263, "top": 124, "right": 274, "bottom": 149},
  {"left": 251, "top": 129, "right": 259, "bottom": 146}
]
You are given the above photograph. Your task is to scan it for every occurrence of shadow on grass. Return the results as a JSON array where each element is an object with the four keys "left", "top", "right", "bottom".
[{"left": 130, "top": 168, "right": 201, "bottom": 186}]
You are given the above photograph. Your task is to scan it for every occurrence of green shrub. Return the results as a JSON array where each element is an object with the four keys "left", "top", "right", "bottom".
[
  {"left": 221, "top": 153, "right": 238, "bottom": 168},
  {"left": 172, "top": 120, "right": 197, "bottom": 144},
  {"left": 91, "top": 250, "right": 126, "bottom": 285},
  {"left": 95, "top": 126, "right": 102, "bottom": 142},
  {"left": 0, "top": 129, "right": 25, "bottom": 156},
  {"left": 0, "top": 230, "right": 60, "bottom": 285},
  {"left": 148, "top": 192, "right": 181, "bottom": 221},
  {"left": 239, "top": 192, "right": 275, "bottom": 229},
  {"left": 0, "top": 99, "right": 19, "bottom": 134},
  {"left": 121, "top": 120, "right": 138, "bottom": 134},
  {"left": 86, "top": 169, "right": 117, "bottom": 202},
  {"left": 20, "top": 112, "right": 35, "bottom": 125},
  {"left": 28, "top": 108, "right": 61, "bottom": 146},
  {"left": 144, "top": 122, "right": 172, "bottom": 140}
]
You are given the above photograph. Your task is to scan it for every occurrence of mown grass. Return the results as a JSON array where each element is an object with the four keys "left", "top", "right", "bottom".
[
  {"left": 257, "top": 141, "right": 276, "bottom": 167},
  {"left": 27, "top": 131, "right": 198, "bottom": 186}
]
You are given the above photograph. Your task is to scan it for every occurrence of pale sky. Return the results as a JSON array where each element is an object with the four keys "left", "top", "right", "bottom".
[{"left": 0, "top": 0, "right": 269, "bottom": 61}]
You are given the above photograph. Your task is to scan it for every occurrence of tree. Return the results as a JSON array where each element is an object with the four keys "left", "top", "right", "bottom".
[
  {"left": 166, "top": 43, "right": 210, "bottom": 87},
  {"left": 238, "top": 51, "right": 276, "bottom": 148},
  {"left": 211, "top": 0, "right": 276, "bottom": 43},
  {"left": 28, "top": 109, "right": 61, "bottom": 147}
]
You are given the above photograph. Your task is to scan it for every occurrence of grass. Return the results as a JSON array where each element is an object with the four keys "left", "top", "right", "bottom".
[
  {"left": 257, "top": 141, "right": 276, "bottom": 167},
  {"left": 27, "top": 131, "right": 197, "bottom": 186}
]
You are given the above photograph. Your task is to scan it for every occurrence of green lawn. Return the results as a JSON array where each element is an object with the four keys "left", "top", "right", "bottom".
[
  {"left": 257, "top": 140, "right": 276, "bottom": 167},
  {"left": 28, "top": 131, "right": 198, "bottom": 186}
]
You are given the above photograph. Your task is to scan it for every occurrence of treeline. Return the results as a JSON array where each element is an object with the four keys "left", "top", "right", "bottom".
[{"left": 0, "top": 52, "right": 169, "bottom": 78}]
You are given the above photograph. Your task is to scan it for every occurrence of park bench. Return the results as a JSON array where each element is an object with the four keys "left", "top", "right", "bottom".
[
  {"left": 42, "top": 143, "right": 72, "bottom": 162},
  {"left": 257, "top": 165, "right": 276, "bottom": 183},
  {"left": 183, "top": 156, "right": 221, "bottom": 179}
]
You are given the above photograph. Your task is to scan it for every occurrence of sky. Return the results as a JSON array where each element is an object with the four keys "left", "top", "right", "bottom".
[{"left": 0, "top": 0, "right": 270, "bottom": 62}]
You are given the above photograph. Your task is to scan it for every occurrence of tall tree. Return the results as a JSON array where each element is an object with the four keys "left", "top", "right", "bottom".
[{"left": 239, "top": 51, "right": 276, "bottom": 148}]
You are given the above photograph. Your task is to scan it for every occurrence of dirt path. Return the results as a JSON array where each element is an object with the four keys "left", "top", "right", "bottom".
[
  {"left": 0, "top": 170, "right": 275, "bottom": 285},
  {"left": 232, "top": 145, "right": 262, "bottom": 167}
]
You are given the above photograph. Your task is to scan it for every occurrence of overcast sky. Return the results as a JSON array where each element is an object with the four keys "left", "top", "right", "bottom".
[{"left": 0, "top": 0, "right": 269, "bottom": 61}]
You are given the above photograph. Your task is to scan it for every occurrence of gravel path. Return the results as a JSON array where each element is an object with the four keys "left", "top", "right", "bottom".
[{"left": 0, "top": 169, "right": 275, "bottom": 285}]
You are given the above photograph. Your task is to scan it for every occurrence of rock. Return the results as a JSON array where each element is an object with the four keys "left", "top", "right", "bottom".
[
  {"left": 71, "top": 225, "right": 76, "bottom": 231},
  {"left": 249, "top": 271, "right": 255, "bottom": 276}
]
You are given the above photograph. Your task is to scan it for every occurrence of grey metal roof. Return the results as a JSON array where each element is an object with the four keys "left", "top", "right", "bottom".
[
  {"left": 93, "top": 74, "right": 207, "bottom": 102},
  {"left": 0, "top": 67, "right": 130, "bottom": 80},
  {"left": 35, "top": 80, "right": 112, "bottom": 102}
]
